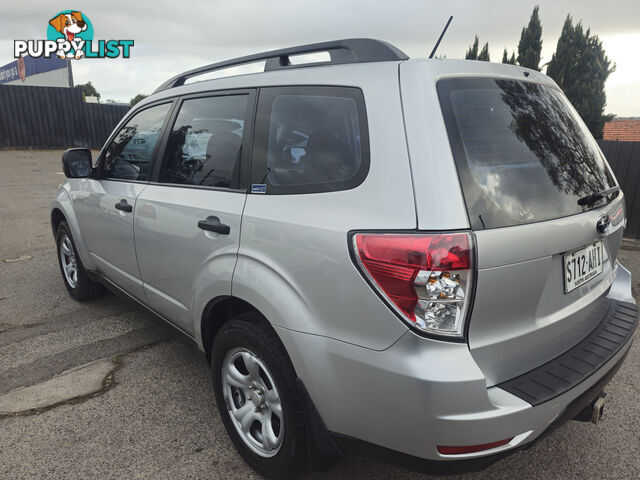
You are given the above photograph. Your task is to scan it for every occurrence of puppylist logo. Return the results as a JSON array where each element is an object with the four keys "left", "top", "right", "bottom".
[{"left": 14, "top": 10, "right": 133, "bottom": 60}]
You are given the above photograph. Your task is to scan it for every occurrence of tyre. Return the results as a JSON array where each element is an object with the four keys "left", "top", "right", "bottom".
[
  {"left": 55, "top": 220, "right": 103, "bottom": 301},
  {"left": 211, "top": 312, "right": 307, "bottom": 479}
]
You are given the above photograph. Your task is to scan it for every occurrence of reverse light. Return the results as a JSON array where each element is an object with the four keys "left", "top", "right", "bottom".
[{"left": 352, "top": 232, "right": 473, "bottom": 338}]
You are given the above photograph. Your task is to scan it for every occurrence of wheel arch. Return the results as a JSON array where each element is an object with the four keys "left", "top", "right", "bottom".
[
  {"left": 201, "top": 295, "right": 263, "bottom": 364},
  {"left": 51, "top": 188, "right": 95, "bottom": 270},
  {"left": 51, "top": 207, "right": 66, "bottom": 236}
]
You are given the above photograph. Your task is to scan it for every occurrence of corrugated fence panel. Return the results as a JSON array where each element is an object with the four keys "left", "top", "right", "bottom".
[
  {"left": 0, "top": 84, "right": 129, "bottom": 150},
  {"left": 621, "top": 144, "right": 640, "bottom": 239},
  {"left": 598, "top": 140, "right": 640, "bottom": 239}
]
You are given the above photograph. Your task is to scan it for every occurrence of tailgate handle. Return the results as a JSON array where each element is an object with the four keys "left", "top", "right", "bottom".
[{"left": 197, "top": 216, "right": 230, "bottom": 235}]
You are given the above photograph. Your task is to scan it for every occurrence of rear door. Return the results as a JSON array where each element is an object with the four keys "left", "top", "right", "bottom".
[
  {"left": 133, "top": 91, "right": 254, "bottom": 333},
  {"left": 437, "top": 77, "right": 625, "bottom": 386},
  {"left": 72, "top": 102, "right": 173, "bottom": 300}
]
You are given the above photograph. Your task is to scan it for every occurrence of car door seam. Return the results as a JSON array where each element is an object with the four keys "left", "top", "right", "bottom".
[
  {"left": 230, "top": 192, "right": 249, "bottom": 297},
  {"left": 132, "top": 184, "right": 149, "bottom": 298}
]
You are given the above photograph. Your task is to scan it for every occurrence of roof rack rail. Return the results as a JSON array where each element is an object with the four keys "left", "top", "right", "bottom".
[{"left": 153, "top": 38, "right": 409, "bottom": 93}]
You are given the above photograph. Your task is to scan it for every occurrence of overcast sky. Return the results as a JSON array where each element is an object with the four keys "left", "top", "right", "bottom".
[{"left": 2, "top": 0, "right": 639, "bottom": 115}]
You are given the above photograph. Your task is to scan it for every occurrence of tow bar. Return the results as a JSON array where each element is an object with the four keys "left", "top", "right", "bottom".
[{"left": 574, "top": 392, "right": 607, "bottom": 424}]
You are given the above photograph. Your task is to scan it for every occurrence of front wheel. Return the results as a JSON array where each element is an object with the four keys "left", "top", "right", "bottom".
[
  {"left": 211, "top": 312, "right": 307, "bottom": 479},
  {"left": 55, "top": 221, "right": 103, "bottom": 301}
]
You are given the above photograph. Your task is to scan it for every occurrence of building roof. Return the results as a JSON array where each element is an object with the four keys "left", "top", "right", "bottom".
[{"left": 603, "top": 118, "right": 640, "bottom": 142}]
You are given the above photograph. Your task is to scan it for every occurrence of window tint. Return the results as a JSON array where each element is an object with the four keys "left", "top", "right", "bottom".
[
  {"left": 102, "top": 103, "right": 171, "bottom": 181},
  {"left": 438, "top": 78, "right": 616, "bottom": 229},
  {"left": 160, "top": 95, "right": 248, "bottom": 188},
  {"left": 253, "top": 87, "right": 369, "bottom": 194}
]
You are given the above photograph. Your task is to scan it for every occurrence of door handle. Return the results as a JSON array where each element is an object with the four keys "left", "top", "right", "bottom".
[
  {"left": 197, "top": 216, "right": 230, "bottom": 235},
  {"left": 115, "top": 199, "right": 133, "bottom": 212}
]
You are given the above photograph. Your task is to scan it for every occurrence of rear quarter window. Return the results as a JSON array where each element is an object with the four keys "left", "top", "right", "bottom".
[
  {"left": 252, "top": 86, "right": 369, "bottom": 194},
  {"left": 437, "top": 77, "right": 616, "bottom": 230}
]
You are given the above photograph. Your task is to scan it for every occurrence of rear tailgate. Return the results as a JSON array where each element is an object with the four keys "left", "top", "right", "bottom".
[
  {"left": 471, "top": 204, "right": 624, "bottom": 386},
  {"left": 435, "top": 75, "right": 626, "bottom": 386}
]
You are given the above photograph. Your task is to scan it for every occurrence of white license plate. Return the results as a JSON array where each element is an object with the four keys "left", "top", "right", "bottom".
[{"left": 563, "top": 241, "right": 603, "bottom": 293}]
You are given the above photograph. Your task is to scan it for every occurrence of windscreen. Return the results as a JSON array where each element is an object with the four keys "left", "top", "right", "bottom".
[{"left": 438, "top": 78, "right": 617, "bottom": 230}]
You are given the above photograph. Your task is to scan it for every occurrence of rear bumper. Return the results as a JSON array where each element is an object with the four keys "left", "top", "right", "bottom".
[
  {"left": 331, "top": 347, "right": 630, "bottom": 474},
  {"left": 498, "top": 299, "right": 637, "bottom": 406},
  {"left": 276, "top": 264, "right": 637, "bottom": 464}
]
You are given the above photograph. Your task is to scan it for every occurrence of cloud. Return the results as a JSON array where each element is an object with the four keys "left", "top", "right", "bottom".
[{"left": 1, "top": 0, "right": 638, "bottom": 114}]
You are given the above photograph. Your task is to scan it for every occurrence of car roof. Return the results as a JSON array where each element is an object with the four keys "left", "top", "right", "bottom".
[{"left": 137, "top": 39, "right": 557, "bottom": 108}]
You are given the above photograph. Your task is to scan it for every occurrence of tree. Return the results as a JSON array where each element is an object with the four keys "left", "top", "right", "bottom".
[
  {"left": 517, "top": 6, "right": 543, "bottom": 70},
  {"left": 546, "top": 15, "right": 615, "bottom": 138},
  {"left": 466, "top": 36, "right": 489, "bottom": 62},
  {"left": 129, "top": 94, "right": 148, "bottom": 106},
  {"left": 75, "top": 81, "right": 100, "bottom": 101},
  {"left": 478, "top": 42, "right": 490, "bottom": 61},
  {"left": 465, "top": 35, "right": 479, "bottom": 60},
  {"left": 501, "top": 48, "right": 517, "bottom": 65}
]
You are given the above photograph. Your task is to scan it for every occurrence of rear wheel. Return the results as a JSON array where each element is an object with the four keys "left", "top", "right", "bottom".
[
  {"left": 211, "top": 312, "right": 307, "bottom": 478},
  {"left": 56, "top": 221, "right": 103, "bottom": 301}
]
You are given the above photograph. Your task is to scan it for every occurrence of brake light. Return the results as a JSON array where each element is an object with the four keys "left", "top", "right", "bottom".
[{"left": 352, "top": 232, "right": 473, "bottom": 338}]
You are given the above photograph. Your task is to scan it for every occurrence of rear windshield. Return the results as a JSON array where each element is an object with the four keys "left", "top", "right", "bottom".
[{"left": 438, "top": 77, "right": 617, "bottom": 230}]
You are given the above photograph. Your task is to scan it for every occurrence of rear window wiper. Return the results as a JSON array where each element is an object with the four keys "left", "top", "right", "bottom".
[{"left": 577, "top": 186, "right": 620, "bottom": 206}]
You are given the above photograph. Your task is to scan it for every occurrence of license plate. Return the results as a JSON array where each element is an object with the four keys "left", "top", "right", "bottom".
[{"left": 563, "top": 241, "right": 603, "bottom": 293}]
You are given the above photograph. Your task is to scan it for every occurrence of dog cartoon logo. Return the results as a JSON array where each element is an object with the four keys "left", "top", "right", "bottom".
[
  {"left": 47, "top": 10, "right": 93, "bottom": 59},
  {"left": 48, "top": 11, "right": 87, "bottom": 42}
]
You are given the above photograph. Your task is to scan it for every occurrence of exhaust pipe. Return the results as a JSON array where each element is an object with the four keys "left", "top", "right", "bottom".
[
  {"left": 591, "top": 393, "right": 607, "bottom": 424},
  {"left": 573, "top": 392, "right": 607, "bottom": 424}
]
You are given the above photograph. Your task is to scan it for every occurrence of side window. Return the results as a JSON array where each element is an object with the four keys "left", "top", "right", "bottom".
[
  {"left": 102, "top": 103, "right": 171, "bottom": 181},
  {"left": 159, "top": 95, "right": 249, "bottom": 188},
  {"left": 253, "top": 86, "right": 369, "bottom": 194}
]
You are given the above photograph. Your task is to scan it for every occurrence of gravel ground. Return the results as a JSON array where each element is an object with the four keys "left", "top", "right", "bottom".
[{"left": 0, "top": 150, "right": 639, "bottom": 480}]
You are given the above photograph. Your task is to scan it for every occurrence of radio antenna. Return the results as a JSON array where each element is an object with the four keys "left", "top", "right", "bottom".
[{"left": 429, "top": 16, "right": 453, "bottom": 58}]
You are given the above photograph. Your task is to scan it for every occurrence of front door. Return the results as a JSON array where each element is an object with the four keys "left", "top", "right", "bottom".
[{"left": 72, "top": 102, "right": 172, "bottom": 299}]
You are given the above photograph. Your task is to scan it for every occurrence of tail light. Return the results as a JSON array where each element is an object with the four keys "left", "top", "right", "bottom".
[{"left": 352, "top": 232, "right": 473, "bottom": 338}]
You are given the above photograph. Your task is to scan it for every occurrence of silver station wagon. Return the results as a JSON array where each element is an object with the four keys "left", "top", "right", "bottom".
[{"left": 51, "top": 39, "right": 638, "bottom": 478}]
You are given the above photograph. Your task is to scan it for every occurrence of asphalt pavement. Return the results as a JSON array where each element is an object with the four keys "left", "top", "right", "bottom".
[{"left": 1, "top": 150, "right": 639, "bottom": 479}]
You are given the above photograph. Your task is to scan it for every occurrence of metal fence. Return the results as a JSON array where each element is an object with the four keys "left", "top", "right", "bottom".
[
  {"left": 0, "top": 84, "right": 129, "bottom": 150},
  {"left": 598, "top": 140, "right": 640, "bottom": 239}
]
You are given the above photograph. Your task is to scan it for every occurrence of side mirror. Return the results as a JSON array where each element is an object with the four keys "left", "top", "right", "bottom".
[{"left": 62, "top": 148, "right": 92, "bottom": 178}]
